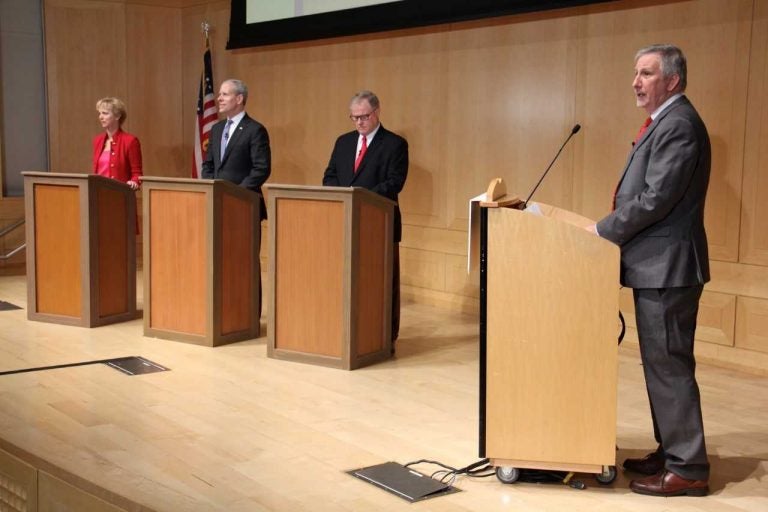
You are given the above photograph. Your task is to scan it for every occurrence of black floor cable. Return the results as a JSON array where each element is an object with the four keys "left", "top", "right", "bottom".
[
  {"left": 404, "top": 458, "right": 589, "bottom": 489},
  {"left": 0, "top": 356, "right": 167, "bottom": 376},
  {"left": 404, "top": 458, "right": 495, "bottom": 486},
  {"left": 0, "top": 358, "right": 120, "bottom": 376}
]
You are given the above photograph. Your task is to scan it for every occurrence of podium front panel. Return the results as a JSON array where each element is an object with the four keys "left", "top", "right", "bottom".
[
  {"left": 32, "top": 183, "right": 83, "bottom": 318},
  {"left": 148, "top": 189, "right": 207, "bottom": 336},
  {"left": 484, "top": 207, "right": 618, "bottom": 467},
  {"left": 274, "top": 197, "right": 345, "bottom": 357}
]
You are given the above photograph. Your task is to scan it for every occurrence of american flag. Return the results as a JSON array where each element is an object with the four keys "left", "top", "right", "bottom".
[{"left": 192, "top": 41, "right": 216, "bottom": 178}]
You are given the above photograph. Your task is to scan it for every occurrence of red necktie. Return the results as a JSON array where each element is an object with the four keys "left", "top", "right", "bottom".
[
  {"left": 354, "top": 135, "right": 367, "bottom": 172},
  {"left": 612, "top": 117, "right": 653, "bottom": 210},
  {"left": 634, "top": 116, "right": 652, "bottom": 144}
]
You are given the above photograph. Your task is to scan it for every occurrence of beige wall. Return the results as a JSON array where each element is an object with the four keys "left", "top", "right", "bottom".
[{"left": 27, "top": 0, "right": 768, "bottom": 373}]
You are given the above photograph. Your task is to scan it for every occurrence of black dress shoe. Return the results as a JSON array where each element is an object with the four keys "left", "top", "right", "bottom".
[
  {"left": 630, "top": 469, "right": 708, "bottom": 497},
  {"left": 623, "top": 448, "right": 664, "bottom": 475}
]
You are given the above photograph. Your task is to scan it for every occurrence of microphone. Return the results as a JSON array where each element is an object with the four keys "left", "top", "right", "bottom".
[{"left": 523, "top": 124, "right": 581, "bottom": 208}]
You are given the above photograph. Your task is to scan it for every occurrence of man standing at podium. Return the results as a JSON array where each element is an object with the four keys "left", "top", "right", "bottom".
[
  {"left": 322, "top": 90, "right": 409, "bottom": 352},
  {"left": 202, "top": 78, "right": 271, "bottom": 217},
  {"left": 202, "top": 78, "right": 271, "bottom": 315},
  {"left": 588, "top": 44, "right": 711, "bottom": 497}
]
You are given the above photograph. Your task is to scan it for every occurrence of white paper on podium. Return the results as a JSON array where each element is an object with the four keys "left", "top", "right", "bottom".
[{"left": 524, "top": 202, "right": 543, "bottom": 216}]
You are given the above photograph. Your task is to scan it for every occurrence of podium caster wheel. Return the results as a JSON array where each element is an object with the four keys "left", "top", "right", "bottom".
[
  {"left": 496, "top": 466, "right": 520, "bottom": 484},
  {"left": 596, "top": 465, "right": 617, "bottom": 484}
]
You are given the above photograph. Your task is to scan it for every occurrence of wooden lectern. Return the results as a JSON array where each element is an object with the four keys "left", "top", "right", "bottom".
[
  {"left": 265, "top": 184, "right": 394, "bottom": 370},
  {"left": 23, "top": 172, "right": 136, "bottom": 327},
  {"left": 141, "top": 177, "right": 261, "bottom": 346},
  {"left": 475, "top": 179, "right": 620, "bottom": 477}
]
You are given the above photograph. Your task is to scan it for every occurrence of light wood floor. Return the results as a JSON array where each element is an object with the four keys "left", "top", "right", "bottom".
[{"left": 0, "top": 274, "right": 767, "bottom": 511}]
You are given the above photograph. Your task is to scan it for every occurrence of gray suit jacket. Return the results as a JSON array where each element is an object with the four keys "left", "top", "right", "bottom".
[{"left": 596, "top": 96, "right": 710, "bottom": 288}]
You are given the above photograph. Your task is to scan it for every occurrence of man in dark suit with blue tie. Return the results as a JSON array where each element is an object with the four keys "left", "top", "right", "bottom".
[
  {"left": 202, "top": 78, "right": 271, "bottom": 216},
  {"left": 202, "top": 78, "right": 271, "bottom": 316},
  {"left": 322, "top": 90, "right": 408, "bottom": 351},
  {"left": 589, "top": 44, "right": 710, "bottom": 497}
]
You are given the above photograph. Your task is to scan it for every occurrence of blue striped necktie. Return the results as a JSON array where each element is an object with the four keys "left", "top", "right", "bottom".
[{"left": 221, "top": 119, "right": 233, "bottom": 157}]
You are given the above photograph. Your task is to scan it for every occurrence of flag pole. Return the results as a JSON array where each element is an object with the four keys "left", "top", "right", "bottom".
[{"left": 193, "top": 20, "right": 215, "bottom": 178}]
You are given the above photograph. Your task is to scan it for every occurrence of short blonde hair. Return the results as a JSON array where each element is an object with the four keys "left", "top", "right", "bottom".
[{"left": 96, "top": 97, "right": 127, "bottom": 126}]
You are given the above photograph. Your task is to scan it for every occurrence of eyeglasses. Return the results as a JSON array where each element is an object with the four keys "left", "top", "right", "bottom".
[{"left": 349, "top": 109, "right": 378, "bottom": 122}]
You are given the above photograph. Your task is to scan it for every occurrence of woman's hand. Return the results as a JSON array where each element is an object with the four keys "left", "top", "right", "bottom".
[{"left": 127, "top": 180, "right": 139, "bottom": 190}]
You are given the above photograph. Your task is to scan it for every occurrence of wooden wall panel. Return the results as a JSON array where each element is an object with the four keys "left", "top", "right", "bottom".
[
  {"left": 45, "top": 0, "right": 128, "bottom": 174},
  {"left": 740, "top": 0, "right": 768, "bottom": 265},
  {"left": 401, "top": 246, "right": 445, "bottom": 291},
  {"left": 735, "top": 296, "right": 768, "bottom": 354},
  {"left": 125, "top": 4, "right": 183, "bottom": 177},
  {"left": 444, "top": 14, "right": 581, "bottom": 229},
  {"left": 708, "top": 260, "right": 768, "bottom": 299},
  {"left": 45, "top": 0, "right": 183, "bottom": 176},
  {"left": 697, "top": 291, "right": 736, "bottom": 347}
]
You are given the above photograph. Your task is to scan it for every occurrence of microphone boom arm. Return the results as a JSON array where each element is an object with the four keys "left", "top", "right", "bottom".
[{"left": 523, "top": 124, "right": 581, "bottom": 208}]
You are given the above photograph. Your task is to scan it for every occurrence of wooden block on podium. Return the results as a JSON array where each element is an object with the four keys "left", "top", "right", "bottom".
[
  {"left": 23, "top": 172, "right": 136, "bottom": 327},
  {"left": 265, "top": 184, "right": 394, "bottom": 370},
  {"left": 141, "top": 177, "right": 260, "bottom": 347}
]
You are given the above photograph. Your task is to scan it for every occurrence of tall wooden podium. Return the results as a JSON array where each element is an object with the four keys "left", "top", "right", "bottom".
[
  {"left": 475, "top": 182, "right": 620, "bottom": 477},
  {"left": 141, "top": 177, "right": 261, "bottom": 346},
  {"left": 265, "top": 184, "right": 394, "bottom": 370},
  {"left": 23, "top": 172, "right": 136, "bottom": 327}
]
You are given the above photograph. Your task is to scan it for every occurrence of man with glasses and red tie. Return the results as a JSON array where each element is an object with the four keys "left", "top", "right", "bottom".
[{"left": 323, "top": 90, "right": 409, "bottom": 353}]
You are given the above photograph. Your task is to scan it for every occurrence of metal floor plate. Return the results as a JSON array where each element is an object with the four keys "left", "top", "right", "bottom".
[
  {"left": 0, "top": 301, "right": 21, "bottom": 311},
  {"left": 104, "top": 357, "right": 170, "bottom": 375},
  {"left": 348, "top": 462, "right": 460, "bottom": 502}
]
